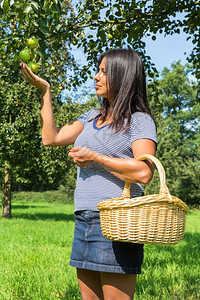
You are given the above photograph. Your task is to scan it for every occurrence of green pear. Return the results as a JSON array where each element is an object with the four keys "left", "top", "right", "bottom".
[
  {"left": 19, "top": 49, "right": 31, "bottom": 62},
  {"left": 27, "top": 61, "right": 39, "bottom": 74},
  {"left": 27, "top": 36, "right": 39, "bottom": 49}
]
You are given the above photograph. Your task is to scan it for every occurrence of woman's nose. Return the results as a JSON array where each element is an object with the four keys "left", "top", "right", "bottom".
[{"left": 94, "top": 72, "right": 100, "bottom": 81}]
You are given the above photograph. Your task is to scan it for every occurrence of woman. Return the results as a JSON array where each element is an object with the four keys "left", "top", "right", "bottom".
[{"left": 22, "top": 48, "right": 157, "bottom": 300}]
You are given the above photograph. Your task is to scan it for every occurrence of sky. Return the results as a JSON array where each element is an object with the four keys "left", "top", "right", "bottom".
[
  {"left": 143, "top": 31, "right": 193, "bottom": 73},
  {"left": 74, "top": 30, "right": 193, "bottom": 72}
]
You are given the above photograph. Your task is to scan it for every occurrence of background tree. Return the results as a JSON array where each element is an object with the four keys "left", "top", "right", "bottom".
[
  {"left": 1, "top": 0, "right": 199, "bottom": 80},
  {"left": 0, "top": 0, "right": 79, "bottom": 217},
  {"left": 146, "top": 62, "right": 200, "bottom": 206},
  {"left": 70, "top": 0, "right": 200, "bottom": 80}
]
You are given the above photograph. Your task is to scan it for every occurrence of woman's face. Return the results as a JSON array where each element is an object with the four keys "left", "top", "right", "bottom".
[{"left": 94, "top": 57, "right": 111, "bottom": 101}]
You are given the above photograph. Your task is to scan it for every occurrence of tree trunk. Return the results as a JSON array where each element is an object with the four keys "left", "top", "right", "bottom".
[{"left": 2, "top": 164, "right": 12, "bottom": 218}]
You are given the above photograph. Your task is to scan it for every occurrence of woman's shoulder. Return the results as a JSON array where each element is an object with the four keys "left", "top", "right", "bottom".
[
  {"left": 76, "top": 109, "right": 100, "bottom": 126},
  {"left": 131, "top": 111, "right": 153, "bottom": 118},
  {"left": 130, "top": 112, "right": 155, "bottom": 125},
  {"left": 82, "top": 108, "right": 100, "bottom": 120},
  {"left": 129, "top": 112, "right": 157, "bottom": 143}
]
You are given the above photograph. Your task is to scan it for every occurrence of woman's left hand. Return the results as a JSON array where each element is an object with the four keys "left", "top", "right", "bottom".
[{"left": 68, "top": 146, "right": 97, "bottom": 168}]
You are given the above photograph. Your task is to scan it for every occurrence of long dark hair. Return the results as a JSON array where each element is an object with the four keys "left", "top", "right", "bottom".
[{"left": 96, "top": 48, "right": 153, "bottom": 132}]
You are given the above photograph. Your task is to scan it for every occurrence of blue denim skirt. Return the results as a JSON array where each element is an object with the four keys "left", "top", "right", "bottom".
[{"left": 69, "top": 210, "right": 143, "bottom": 274}]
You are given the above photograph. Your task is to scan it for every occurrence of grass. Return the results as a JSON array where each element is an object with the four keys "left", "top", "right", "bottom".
[
  {"left": 0, "top": 198, "right": 199, "bottom": 299},
  {"left": 136, "top": 209, "right": 200, "bottom": 300},
  {"left": 135, "top": 210, "right": 200, "bottom": 300},
  {"left": 0, "top": 201, "right": 80, "bottom": 300},
  {"left": 12, "top": 188, "right": 74, "bottom": 204}
]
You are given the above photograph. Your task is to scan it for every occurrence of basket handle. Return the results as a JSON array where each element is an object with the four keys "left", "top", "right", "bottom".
[{"left": 121, "top": 154, "right": 171, "bottom": 199}]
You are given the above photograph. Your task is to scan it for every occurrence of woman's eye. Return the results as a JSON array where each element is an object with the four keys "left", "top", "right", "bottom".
[{"left": 96, "top": 69, "right": 106, "bottom": 74}]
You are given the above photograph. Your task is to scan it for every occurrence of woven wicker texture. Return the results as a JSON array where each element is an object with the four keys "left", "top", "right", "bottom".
[{"left": 97, "top": 154, "right": 189, "bottom": 245}]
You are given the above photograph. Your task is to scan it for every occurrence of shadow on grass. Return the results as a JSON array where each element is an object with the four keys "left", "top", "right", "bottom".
[
  {"left": 143, "top": 231, "right": 200, "bottom": 269},
  {"left": 13, "top": 212, "right": 75, "bottom": 222},
  {"left": 144, "top": 231, "right": 200, "bottom": 264},
  {"left": 137, "top": 232, "right": 200, "bottom": 298},
  {"left": 13, "top": 204, "right": 48, "bottom": 209},
  {"left": 157, "top": 231, "right": 200, "bottom": 255},
  {"left": 180, "top": 231, "right": 199, "bottom": 244},
  {"left": 63, "top": 287, "right": 81, "bottom": 300}
]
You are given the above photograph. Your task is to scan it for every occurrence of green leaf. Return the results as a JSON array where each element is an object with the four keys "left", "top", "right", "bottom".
[
  {"left": 23, "top": 4, "right": 32, "bottom": 14},
  {"left": 36, "top": 47, "right": 46, "bottom": 59},
  {"left": 53, "top": 2, "right": 61, "bottom": 14},
  {"left": 39, "top": 18, "right": 47, "bottom": 27},
  {"left": 112, "top": 24, "right": 117, "bottom": 31},
  {"left": 32, "top": 21, "right": 39, "bottom": 27},
  {"left": 106, "top": 9, "right": 110, "bottom": 17},
  {"left": 39, "top": 26, "right": 50, "bottom": 36},
  {"left": 1, "top": 0, "right": 10, "bottom": 14},
  {"left": 24, "top": 14, "right": 30, "bottom": 25},
  {"left": 37, "top": 0, "right": 44, "bottom": 8},
  {"left": 13, "top": 52, "right": 18, "bottom": 62},
  {"left": 43, "top": 0, "right": 49, "bottom": 9},
  {"left": 38, "top": 39, "right": 46, "bottom": 51},
  {"left": 31, "top": 1, "right": 39, "bottom": 11},
  {"left": 55, "top": 24, "right": 62, "bottom": 31},
  {"left": 85, "top": 14, "right": 91, "bottom": 21},
  {"left": 1, "top": 0, "right": 5, "bottom": 9}
]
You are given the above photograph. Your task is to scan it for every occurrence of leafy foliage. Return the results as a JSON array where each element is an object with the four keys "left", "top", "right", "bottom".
[
  {"left": 69, "top": 0, "right": 200, "bottom": 80},
  {"left": 0, "top": 0, "right": 81, "bottom": 213},
  {"left": 0, "top": 0, "right": 199, "bottom": 81},
  {"left": 146, "top": 62, "right": 200, "bottom": 206},
  {"left": 0, "top": 76, "right": 98, "bottom": 191}
]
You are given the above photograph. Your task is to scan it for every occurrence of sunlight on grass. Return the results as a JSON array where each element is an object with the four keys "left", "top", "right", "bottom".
[
  {"left": 0, "top": 201, "right": 81, "bottom": 300},
  {"left": 0, "top": 200, "right": 199, "bottom": 299}
]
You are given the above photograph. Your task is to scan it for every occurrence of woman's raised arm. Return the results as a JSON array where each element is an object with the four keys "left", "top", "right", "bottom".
[{"left": 21, "top": 63, "right": 83, "bottom": 146}]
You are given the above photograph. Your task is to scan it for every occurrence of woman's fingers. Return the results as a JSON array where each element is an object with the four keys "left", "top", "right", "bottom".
[
  {"left": 68, "top": 147, "right": 96, "bottom": 168},
  {"left": 22, "top": 63, "right": 39, "bottom": 81},
  {"left": 22, "top": 63, "right": 37, "bottom": 83},
  {"left": 73, "top": 159, "right": 93, "bottom": 168},
  {"left": 21, "top": 63, "right": 50, "bottom": 92},
  {"left": 69, "top": 146, "right": 80, "bottom": 153},
  {"left": 22, "top": 69, "right": 34, "bottom": 84}
]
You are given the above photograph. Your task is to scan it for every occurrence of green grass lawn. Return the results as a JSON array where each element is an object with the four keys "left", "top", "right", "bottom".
[{"left": 0, "top": 200, "right": 199, "bottom": 300}]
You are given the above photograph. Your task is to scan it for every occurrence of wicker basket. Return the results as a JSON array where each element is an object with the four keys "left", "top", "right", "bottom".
[{"left": 97, "top": 154, "right": 189, "bottom": 245}]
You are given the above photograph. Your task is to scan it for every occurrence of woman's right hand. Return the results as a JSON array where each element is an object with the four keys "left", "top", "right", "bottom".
[{"left": 21, "top": 62, "right": 50, "bottom": 94}]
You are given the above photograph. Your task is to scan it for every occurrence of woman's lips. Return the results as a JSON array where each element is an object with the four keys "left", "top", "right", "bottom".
[{"left": 95, "top": 84, "right": 101, "bottom": 89}]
